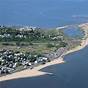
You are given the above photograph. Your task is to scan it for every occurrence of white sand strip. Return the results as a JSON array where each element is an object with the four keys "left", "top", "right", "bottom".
[{"left": 0, "top": 58, "right": 64, "bottom": 82}]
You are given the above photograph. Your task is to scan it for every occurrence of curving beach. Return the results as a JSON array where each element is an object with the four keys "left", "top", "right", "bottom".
[
  {"left": 0, "top": 23, "right": 88, "bottom": 82},
  {"left": 0, "top": 36, "right": 88, "bottom": 82},
  {"left": 0, "top": 58, "right": 64, "bottom": 82}
]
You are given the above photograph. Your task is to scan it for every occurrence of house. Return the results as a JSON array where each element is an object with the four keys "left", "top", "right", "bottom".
[
  {"left": 3, "top": 34, "right": 11, "bottom": 38},
  {"left": 0, "top": 35, "right": 4, "bottom": 38},
  {"left": 15, "top": 34, "right": 24, "bottom": 38}
]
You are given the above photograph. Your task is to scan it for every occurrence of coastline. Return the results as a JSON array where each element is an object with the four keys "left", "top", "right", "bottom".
[
  {"left": 0, "top": 58, "right": 64, "bottom": 82},
  {"left": 65, "top": 38, "right": 88, "bottom": 55},
  {"left": 0, "top": 25, "right": 88, "bottom": 82},
  {"left": 0, "top": 38, "right": 88, "bottom": 82}
]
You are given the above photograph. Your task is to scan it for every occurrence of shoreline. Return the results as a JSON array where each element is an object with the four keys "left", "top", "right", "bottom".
[
  {"left": 0, "top": 25, "right": 88, "bottom": 82},
  {"left": 0, "top": 58, "right": 64, "bottom": 82},
  {"left": 65, "top": 38, "right": 88, "bottom": 55},
  {"left": 0, "top": 38, "right": 88, "bottom": 82}
]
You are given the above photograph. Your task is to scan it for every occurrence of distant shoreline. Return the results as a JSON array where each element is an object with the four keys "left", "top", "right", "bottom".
[{"left": 0, "top": 23, "right": 88, "bottom": 82}]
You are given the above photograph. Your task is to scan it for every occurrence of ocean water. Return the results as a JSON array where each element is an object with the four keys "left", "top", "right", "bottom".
[
  {"left": 0, "top": 0, "right": 88, "bottom": 27},
  {"left": 1, "top": 45, "right": 88, "bottom": 88}
]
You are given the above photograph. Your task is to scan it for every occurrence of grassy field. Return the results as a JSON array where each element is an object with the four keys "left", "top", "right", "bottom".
[
  {"left": 0, "top": 25, "right": 83, "bottom": 54},
  {"left": 0, "top": 41, "right": 61, "bottom": 54}
]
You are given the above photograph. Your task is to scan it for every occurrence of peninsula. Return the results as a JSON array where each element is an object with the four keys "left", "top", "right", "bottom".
[{"left": 0, "top": 23, "right": 88, "bottom": 82}]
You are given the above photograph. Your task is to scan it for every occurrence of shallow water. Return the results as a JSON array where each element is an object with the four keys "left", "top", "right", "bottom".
[{"left": 63, "top": 26, "right": 84, "bottom": 38}]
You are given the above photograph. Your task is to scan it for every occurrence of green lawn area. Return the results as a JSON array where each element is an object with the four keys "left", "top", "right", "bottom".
[{"left": 0, "top": 41, "right": 61, "bottom": 54}]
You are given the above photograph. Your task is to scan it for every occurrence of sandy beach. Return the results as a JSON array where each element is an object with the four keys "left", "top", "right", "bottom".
[
  {"left": 0, "top": 58, "right": 64, "bottom": 82},
  {"left": 65, "top": 38, "right": 88, "bottom": 55},
  {"left": 0, "top": 24, "right": 88, "bottom": 82},
  {"left": 0, "top": 38, "right": 88, "bottom": 82}
]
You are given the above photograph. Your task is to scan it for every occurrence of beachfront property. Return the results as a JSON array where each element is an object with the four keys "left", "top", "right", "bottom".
[
  {"left": 0, "top": 24, "right": 84, "bottom": 76},
  {"left": 0, "top": 47, "right": 66, "bottom": 76},
  {"left": 0, "top": 49, "right": 45, "bottom": 75}
]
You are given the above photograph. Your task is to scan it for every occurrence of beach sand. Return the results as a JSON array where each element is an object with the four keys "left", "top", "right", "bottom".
[
  {"left": 0, "top": 24, "right": 88, "bottom": 82},
  {"left": 65, "top": 38, "right": 88, "bottom": 55},
  {"left": 0, "top": 58, "right": 64, "bottom": 82}
]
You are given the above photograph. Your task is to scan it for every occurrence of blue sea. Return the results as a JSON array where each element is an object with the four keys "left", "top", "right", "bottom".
[{"left": 0, "top": 0, "right": 88, "bottom": 27}]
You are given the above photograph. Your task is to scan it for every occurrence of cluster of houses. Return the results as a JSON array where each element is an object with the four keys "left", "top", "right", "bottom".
[
  {"left": 0, "top": 49, "right": 50, "bottom": 75},
  {"left": 0, "top": 47, "right": 66, "bottom": 76},
  {"left": 0, "top": 26, "right": 64, "bottom": 41},
  {"left": 44, "top": 47, "right": 67, "bottom": 60},
  {"left": 17, "top": 26, "right": 39, "bottom": 31},
  {"left": 0, "top": 33, "right": 27, "bottom": 39},
  {"left": 0, "top": 26, "right": 39, "bottom": 39}
]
